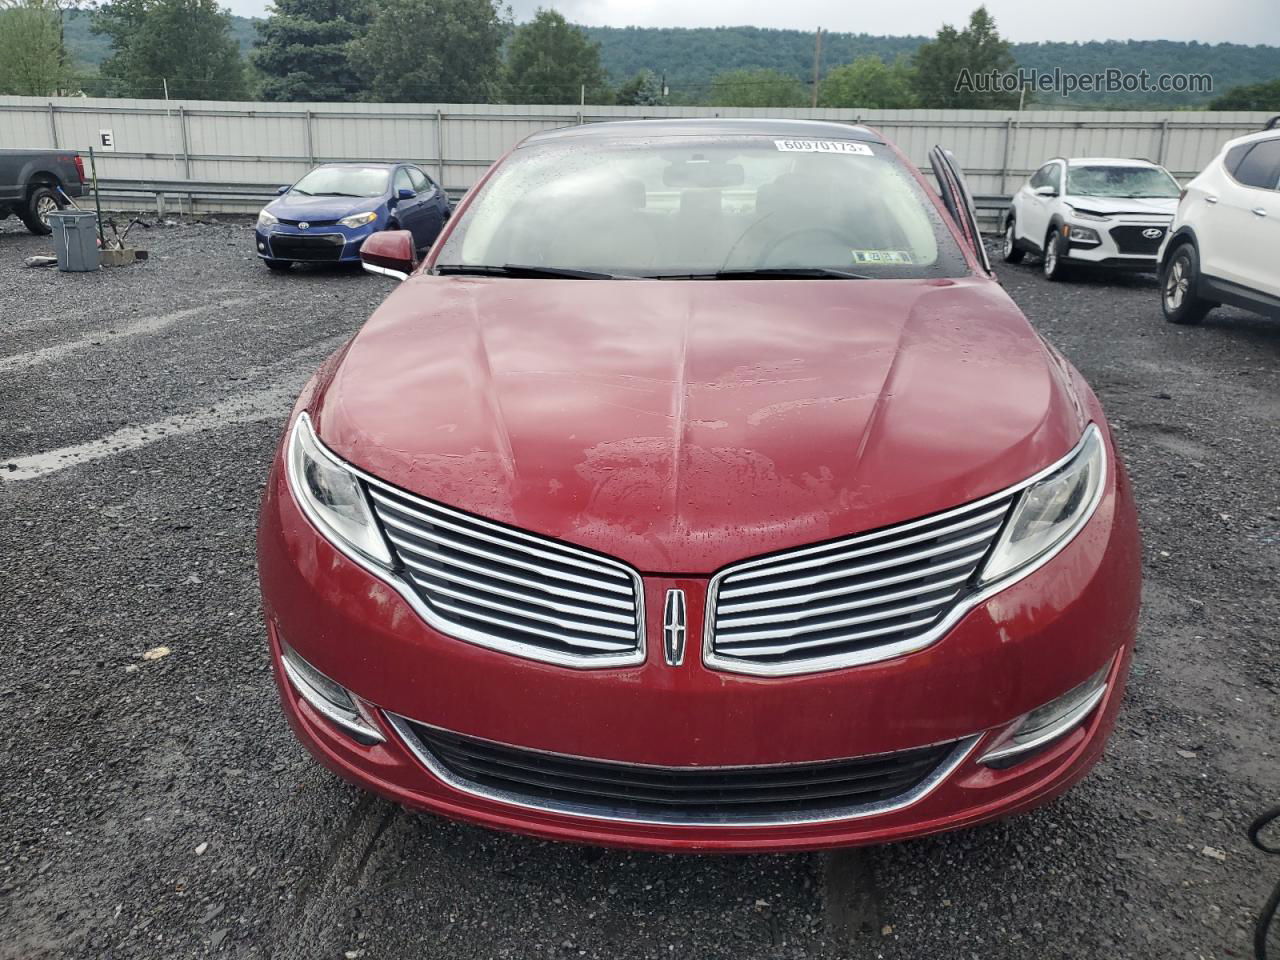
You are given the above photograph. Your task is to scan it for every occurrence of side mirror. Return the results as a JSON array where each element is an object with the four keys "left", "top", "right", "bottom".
[
  {"left": 1034, "top": 185, "right": 1058, "bottom": 197},
  {"left": 360, "top": 229, "right": 416, "bottom": 281},
  {"left": 276, "top": 185, "right": 289, "bottom": 195},
  {"left": 397, "top": 187, "right": 415, "bottom": 200}
]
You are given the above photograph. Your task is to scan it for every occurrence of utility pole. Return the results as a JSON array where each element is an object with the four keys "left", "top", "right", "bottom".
[{"left": 811, "top": 27, "right": 824, "bottom": 109}]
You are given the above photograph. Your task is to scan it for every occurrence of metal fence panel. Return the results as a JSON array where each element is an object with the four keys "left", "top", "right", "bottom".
[{"left": 2, "top": 95, "right": 1274, "bottom": 218}]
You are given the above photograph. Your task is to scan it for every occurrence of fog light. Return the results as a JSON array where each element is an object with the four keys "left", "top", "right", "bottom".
[
  {"left": 980, "top": 657, "right": 1113, "bottom": 766},
  {"left": 279, "top": 640, "right": 383, "bottom": 744},
  {"left": 257, "top": 241, "right": 265, "bottom": 251}
]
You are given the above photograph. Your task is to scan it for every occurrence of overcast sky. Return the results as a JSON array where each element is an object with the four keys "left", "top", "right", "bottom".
[{"left": 223, "top": 0, "right": 1280, "bottom": 45}]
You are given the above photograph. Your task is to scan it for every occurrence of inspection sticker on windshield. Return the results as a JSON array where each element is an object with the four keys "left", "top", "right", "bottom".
[
  {"left": 774, "top": 139, "right": 873, "bottom": 156},
  {"left": 851, "top": 249, "right": 914, "bottom": 265}
]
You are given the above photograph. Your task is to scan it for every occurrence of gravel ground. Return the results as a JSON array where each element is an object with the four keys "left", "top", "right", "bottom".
[{"left": 0, "top": 217, "right": 1276, "bottom": 960}]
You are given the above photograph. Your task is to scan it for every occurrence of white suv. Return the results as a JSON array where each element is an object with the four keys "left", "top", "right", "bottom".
[
  {"left": 1159, "top": 121, "right": 1280, "bottom": 324},
  {"left": 1002, "top": 157, "right": 1181, "bottom": 280}
]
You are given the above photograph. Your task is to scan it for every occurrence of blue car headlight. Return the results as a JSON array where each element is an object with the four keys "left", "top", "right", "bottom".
[{"left": 339, "top": 211, "right": 378, "bottom": 229}]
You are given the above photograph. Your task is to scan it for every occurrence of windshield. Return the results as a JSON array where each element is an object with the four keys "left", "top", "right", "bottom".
[
  {"left": 434, "top": 137, "right": 970, "bottom": 279},
  {"left": 1067, "top": 165, "right": 1180, "bottom": 199},
  {"left": 291, "top": 166, "right": 389, "bottom": 198}
]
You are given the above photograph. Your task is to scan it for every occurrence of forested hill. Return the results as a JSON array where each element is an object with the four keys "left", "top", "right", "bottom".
[
  {"left": 583, "top": 27, "right": 1280, "bottom": 107},
  {"left": 60, "top": 11, "right": 1280, "bottom": 108}
]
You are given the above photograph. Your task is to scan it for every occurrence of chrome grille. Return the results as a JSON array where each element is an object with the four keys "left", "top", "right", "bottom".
[
  {"left": 706, "top": 494, "right": 1015, "bottom": 675},
  {"left": 367, "top": 484, "right": 644, "bottom": 667}
]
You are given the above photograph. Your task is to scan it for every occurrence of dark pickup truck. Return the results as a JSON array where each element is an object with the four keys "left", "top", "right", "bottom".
[{"left": 0, "top": 148, "right": 86, "bottom": 235}]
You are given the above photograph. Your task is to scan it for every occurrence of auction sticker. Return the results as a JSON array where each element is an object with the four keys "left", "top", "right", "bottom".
[
  {"left": 852, "top": 249, "right": 914, "bottom": 265},
  {"left": 774, "top": 139, "right": 873, "bottom": 156}
]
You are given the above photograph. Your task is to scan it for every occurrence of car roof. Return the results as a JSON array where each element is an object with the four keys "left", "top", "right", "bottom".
[
  {"left": 1221, "top": 128, "right": 1280, "bottom": 151},
  {"left": 315, "top": 161, "right": 402, "bottom": 169},
  {"left": 1065, "top": 157, "right": 1164, "bottom": 167},
  {"left": 521, "top": 118, "right": 884, "bottom": 148}
]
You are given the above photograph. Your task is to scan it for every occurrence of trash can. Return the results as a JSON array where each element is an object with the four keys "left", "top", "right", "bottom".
[{"left": 48, "top": 210, "right": 100, "bottom": 272}]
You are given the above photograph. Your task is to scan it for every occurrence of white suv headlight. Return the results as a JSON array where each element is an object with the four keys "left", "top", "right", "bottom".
[
  {"left": 285, "top": 414, "right": 392, "bottom": 566},
  {"left": 980, "top": 425, "right": 1106, "bottom": 584},
  {"left": 258, "top": 209, "right": 278, "bottom": 227},
  {"left": 1066, "top": 207, "right": 1111, "bottom": 222}
]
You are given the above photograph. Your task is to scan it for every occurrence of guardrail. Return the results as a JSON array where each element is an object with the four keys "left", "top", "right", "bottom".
[{"left": 83, "top": 178, "right": 1012, "bottom": 231}]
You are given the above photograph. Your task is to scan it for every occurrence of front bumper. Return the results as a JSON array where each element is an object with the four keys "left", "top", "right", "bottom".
[
  {"left": 255, "top": 222, "right": 375, "bottom": 263},
  {"left": 1062, "top": 218, "right": 1173, "bottom": 270},
  {"left": 257, "top": 437, "right": 1142, "bottom": 852}
]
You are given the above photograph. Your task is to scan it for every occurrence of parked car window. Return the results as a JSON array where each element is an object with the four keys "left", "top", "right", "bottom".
[
  {"left": 1029, "top": 165, "right": 1054, "bottom": 190},
  {"left": 1067, "top": 165, "right": 1180, "bottom": 198},
  {"left": 408, "top": 168, "right": 432, "bottom": 194},
  {"left": 1231, "top": 138, "right": 1280, "bottom": 190},
  {"left": 436, "top": 137, "right": 970, "bottom": 279},
  {"left": 291, "top": 166, "right": 389, "bottom": 198},
  {"left": 1224, "top": 142, "right": 1254, "bottom": 178},
  {"left": 394, "top": 168, "right": 415, "bottom": 195}
]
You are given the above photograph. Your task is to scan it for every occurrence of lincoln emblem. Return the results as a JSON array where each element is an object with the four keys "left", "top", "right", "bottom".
[{"left": 663, "top": 589, "right": 687, "bottom": 666}]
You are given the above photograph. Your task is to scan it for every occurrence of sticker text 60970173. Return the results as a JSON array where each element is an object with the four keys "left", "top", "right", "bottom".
[{"left": 773, "top": 140, "right": 874, "bottom": 156}]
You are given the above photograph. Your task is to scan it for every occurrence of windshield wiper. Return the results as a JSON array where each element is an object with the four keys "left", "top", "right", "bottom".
[
  {"left": 290, "top": 188, "right": 311, "bottom": 196},
  {"left": 651, "top": 267, "right": 872, "bottom": 280},
  {"left": 434, "top": 263, "right": 628, "bottom": 280},
  {"left": 314, "top": 191, "right": 367, "bottom": 198}
]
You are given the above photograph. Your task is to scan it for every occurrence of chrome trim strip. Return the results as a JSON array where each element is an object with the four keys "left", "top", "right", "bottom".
[
  {"left": 395, "top": 548, "right": 633, "bottom": 611},
  {"left": 719, "top": 596, "right": 955, "bottom": 645},
  {"left": 405, "top": 565, "right": 635, "bottom": 624},
  {"left": 385, "top": 713, "right": 981, "bottom": 828},
  {"left": 361, "top": 261, "right": 408, "bottom": 281},
  {"left": 723, "top": 502, "right": 1010, "bottom": 584},
  {"left": 716, "top": 521, "right": 1004, "bottom": 599},
  {"left": 717, "top": 614, "right": 940, "bottom": 658},
  {"left": 716, "top": 551, "right": 984, "bottom": 614},
  {"left": 703, "top": 424, "right": 1107, "bottom": 677},
  {"left": 370, "top": 487, "right": 631, "bottom": 582},
  {"left": 979, "top": 682, "right": 1108, "bottom": 764},
  {"left": 418, "top": 579, "right": 636, "bottom": 640},
  {"left": 717, "top": 571, "right": 970, "bottom": 628},
  {"left": 378, "top": 509, "right": 633, "bottom": 595},
  {"left": 430, "top": 597, "right": 634, "bottom": 652},
  {"left": 287, "top": 414, "right": 646, "bottom": 671},
  {"left": 280, "top": 654, "right": 384, "bottom": 744}
]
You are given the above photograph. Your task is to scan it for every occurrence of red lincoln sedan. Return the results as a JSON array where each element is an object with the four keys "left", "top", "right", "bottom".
[{"left": 257, "top": 119, "right": 1141, "bottom": 852}]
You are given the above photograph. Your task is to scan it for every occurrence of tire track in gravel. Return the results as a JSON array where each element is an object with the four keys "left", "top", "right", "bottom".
[
  {"left": 1, "top": 332, "right": 350, "bottom": 481},
  {"left": 0, "top": 298, "right": 254, "bottom": 374}
]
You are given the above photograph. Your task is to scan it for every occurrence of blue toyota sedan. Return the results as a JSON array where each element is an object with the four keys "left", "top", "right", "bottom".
[{"left": 254, "top": 162, "right": 450, "bottom": 270}]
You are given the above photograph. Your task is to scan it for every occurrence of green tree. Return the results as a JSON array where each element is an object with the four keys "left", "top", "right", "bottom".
[
  {"left": 349, "top": 0, "right": 505, "bottom": 102},
  {"left": 706, "top": 68, "right": 806, "bottom": 108},
  {"left": 252, "top": 0, "right": 369, "bottom": 101},
  {"left": 503, "top": 9, "right": 610, "bottom": 104},
  {"left": 819, "top": 55, "right": 916, "bottom": 108},
  {"left": 1210, "top": 78, "right": 1280, "bottom": 110},
  {"left": 912, "top": 6, "right": 1020, "bottom": 109},
  {"left": 93, "top": 0, "right": 248, "bottom": 99},
  {"left": 0, "top": 0, "right": 66, "bottom": 95},
  {"left": 615, "top": 68, "right": 664, "bottom": 106}
]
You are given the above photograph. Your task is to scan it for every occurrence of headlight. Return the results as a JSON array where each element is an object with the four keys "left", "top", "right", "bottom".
[
  {"left": 1068, "top": 225, "right": 1101, "bottom": 244},
  {"left": 258, "top": 209, "right": 278, "bottom": 227},
  {"left": 339, "top": 211, "right": 378, "bottom": 228},
  {"left": 1066, "top": 207, "right": 1110, "bottom": 222},
  {"left": 285, "top": 414, "right": 392, "bottom": 566},
  {"left": 979, "top": 425, "right": 1106, "bottom": 584}
]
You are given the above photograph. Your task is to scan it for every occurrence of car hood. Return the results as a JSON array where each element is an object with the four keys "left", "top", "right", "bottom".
[
  {"left": 1064, "top": 195, "right": 1178, "bottom": 216},
  {"left": 268, "top": 194, "right": 383, "bottom": 221},
  {"left": 313, "top": 276, "right": 1086, "bottom": 574}
]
